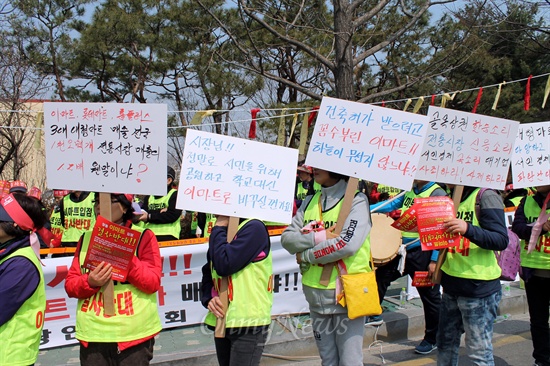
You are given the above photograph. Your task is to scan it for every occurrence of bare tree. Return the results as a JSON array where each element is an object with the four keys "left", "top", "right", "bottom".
[
  {"left": 0, "top": 28, "right": 49, "bottom": 183},
  {"left": 197, "top": 0, "right": 466, "bottom": 102}
]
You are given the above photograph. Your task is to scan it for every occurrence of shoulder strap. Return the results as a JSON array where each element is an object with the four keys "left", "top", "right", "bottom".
[{"left": 474, "top": 188, "right": 491, "bottom": 219}]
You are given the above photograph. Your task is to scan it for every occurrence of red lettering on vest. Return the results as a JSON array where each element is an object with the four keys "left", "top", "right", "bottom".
[
  {"left": 267, "top": 274, "right": 273, "bottom": 292},
  {"left": 35, "top": 310, "right": 44, "bottom": 328},
  {"left": 228, "top": 276, "right": 233, "bottom": 302},
  {"left": 532, "top": 235, "right": 550, "bottom": 253},
  {"left": 117, "top": 291, "right": 134, "bottom": 316}
]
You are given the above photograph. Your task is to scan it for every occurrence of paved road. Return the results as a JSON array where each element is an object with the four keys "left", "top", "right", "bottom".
[{"left": 264, "top": 312, "right": 533, "bottom": 366}]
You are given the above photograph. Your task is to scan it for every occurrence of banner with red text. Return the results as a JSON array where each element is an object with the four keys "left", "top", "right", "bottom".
[{"left": 39, "top": 236, "right": 307, "bottom": 349}]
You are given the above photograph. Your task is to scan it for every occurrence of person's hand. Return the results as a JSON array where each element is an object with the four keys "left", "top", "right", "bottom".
[
  {"left": 325, "top": 225, "right": 339, "bottom": 239},
  {"left": 207, "top": 296, "right": 225, "bottom": 318},
  {"left": 296, "top": 252, "right": 303, "bottom": 264},
  {"left": 215, "top": 215, "right": 230, "bottom": 227},
  {"left": 543, "top": 219, "right": 550, "bottom": 232},
  {"left": 87, "top": 261, "right": 112, "bottom": 288},
  {"left": 160, "top": 208, "right": 167, "bottom": 213},
  {"left": 444, "top": 218, "right": 468, "bottom": 236},
  {"left": 301, "top": 220, "right": 324, "bottom": 234},
  {"left": 138, "top": 212, "right": 148, "bottom": 222}
]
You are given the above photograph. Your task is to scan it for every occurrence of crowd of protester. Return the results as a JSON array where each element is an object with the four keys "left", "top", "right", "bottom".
[{"left": 0, "top": 164, "right": 548, "bottom": 366}]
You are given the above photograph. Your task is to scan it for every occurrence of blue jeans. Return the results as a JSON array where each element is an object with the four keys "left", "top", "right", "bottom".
[{"left": 437, "top": 290, "right": 501, "bottom": 366}]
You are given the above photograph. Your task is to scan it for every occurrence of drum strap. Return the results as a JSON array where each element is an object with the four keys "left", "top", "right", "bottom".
[{"left": 319, "top": 178, "right": 358, "bottom": 286}]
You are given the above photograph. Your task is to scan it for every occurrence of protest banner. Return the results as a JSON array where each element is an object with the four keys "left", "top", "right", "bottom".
[
  {"left": 82, "top": 216, "right": 141, "bottom": 282},
  {"left": 306, "top": 96, "right": 429, "bottom": 191},
  {"left": 43, "top": 102, "right": 167, "bottom": 196},
  {"left": 37, "top": 237, "right": 309, "bottom": 349},
  {"left": 510, "top": 121, "right": 550, "bottom": 189},
  {"left": 415, "top": 106, "right": 520, "bottom": 190},
  {"left": 176, "top": 129, "right": 298, "bottom": 224}
]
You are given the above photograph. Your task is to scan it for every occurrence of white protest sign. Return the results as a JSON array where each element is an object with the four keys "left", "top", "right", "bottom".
[
  {"left": 176, "top": 129, "right": 298, "bottom": 224},
  {"left": 511, "top": 121, "right": 550, "bottom": 189},
  {"left": 305, "top": 96, "right": 429, "bottom": 190},
  {"left": 415, "top": 106, "right": 520, "bottom": 190},
  {"left": 44, "top": 102, "right": 167, "bottom": 195}
]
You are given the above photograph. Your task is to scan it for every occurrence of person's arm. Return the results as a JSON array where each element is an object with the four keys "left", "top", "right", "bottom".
[
  {"left": 126, "top": 229, "right": 161, "bottom": 294},
  {"left": 148, "top": 191, "right": 182, "bottom": 224},
  {"left": 370, "top": 194, "right": 404, "bottom": 213},
  {"left": 464, "top": 190, "right": 508, "bottom": 251},
  {"left": 209, "top": 219, "right": 269, "bottom": 277},
  {"left": 200, "top": 252, "right": 214, "bottom": 309},
  {"left": 512, "top": 198, "right": 533, "bottom": 240},
  {"left": 301, "top": 193, "right": 371, "bottom": 264},
  {"left": 281, "top": 196, "right": 316, "bottom": 254},
  {"left": 0, "top": 257, "right": 40, "bottom": 326}
]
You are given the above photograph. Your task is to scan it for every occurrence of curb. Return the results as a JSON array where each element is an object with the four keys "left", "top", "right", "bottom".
[{"left": 151, "top": 286, "right": 527, "bottom": 366}]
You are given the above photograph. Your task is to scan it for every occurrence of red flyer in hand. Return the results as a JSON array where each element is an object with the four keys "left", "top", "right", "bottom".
[
  {"left": 391, "top": 205, "right": 418, "bottom": 232},
  {"left": 83, "top": 216, "right": 141, "bottom": 282},
  {"left": 412, "top": 271, "right": 435, "bottom": 287},
  {"left": 415, "top": 196, "right": 459, "bottom": 251}
]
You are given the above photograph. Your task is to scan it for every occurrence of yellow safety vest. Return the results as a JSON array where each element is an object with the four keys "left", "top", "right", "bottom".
[
  {"left": 301, "top": 192, "right": 371, "bottom": 289},
  {"left": 75, "top": 226, "right": 161, "bottom": 342},
  {"left": 0, "top": 247, "right": 45, "bottom": 366},
  {"left": 205, "top": 220, "right": 273, "bottom": 328}
]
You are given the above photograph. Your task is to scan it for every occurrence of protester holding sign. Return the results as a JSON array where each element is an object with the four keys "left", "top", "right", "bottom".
[
  {"left": 281, "top": 168, "right": 371, "bottom": 366},
  {"left": 438, "top": 185, "right": 508, "bottom": 366},
  {"left": 137, "top": 166, "right": 182, "bottom": 241},
  {"left": 368, "top": 180, "right": 447, "bottom": 355},
  {"left": 201, "top": 215, "right": 272, "bottom": 366},
  {"left": 0, "top": 193, "right": 49, "bottom": 366},
  {"left": 511, "top": 184, "right": 550, "bottom": 366},
  {"left": 65, "top": 192, "right": 162, "bottom": 366}
]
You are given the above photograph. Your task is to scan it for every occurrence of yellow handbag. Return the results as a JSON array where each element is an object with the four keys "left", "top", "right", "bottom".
[{"left": 337, "top": 258, "right": 382, "bottom": 319}]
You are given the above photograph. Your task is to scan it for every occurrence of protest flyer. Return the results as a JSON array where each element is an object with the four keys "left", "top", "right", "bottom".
[
  {"left": 83, "top": 216, "right": 141, "bottom": 282},
  {"left": 415, "top": 196, "right": 460, "bottom": 250},
  {"left": 306, "top": 96, "right": 428, "bottom": 191},
  {"left": 412, "top": 271, "right": 435, "bottom": 287},
  {"left": 391, "top": 205, "right": 418, "bottom": 232},
  {"left": 511, "top": 121, "right": 550, "bottom": 189}
]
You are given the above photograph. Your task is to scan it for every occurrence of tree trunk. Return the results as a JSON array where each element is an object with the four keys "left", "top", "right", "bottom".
[{"left": 333, "top": 0, "right": 355, "bottom": 101}]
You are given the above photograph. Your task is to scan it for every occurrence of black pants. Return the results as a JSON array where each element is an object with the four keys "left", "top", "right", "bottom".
[
  {"left": 214, "top": 328, "right": 268, "bottom": 366},
  {"left": 80, "top": 338, "right": 154, "bottom": 366},
  {"left": 375, "top": 247, "right": 441, "bottom": 344},
  {"left": 526, "top": 275, "right": 550, "bottom": 366}
]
